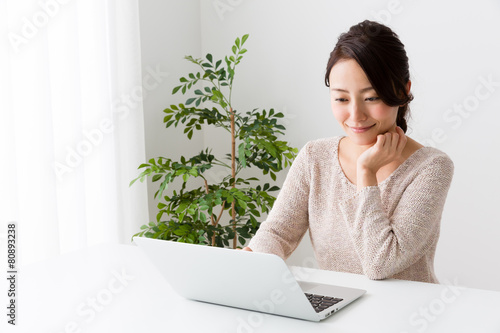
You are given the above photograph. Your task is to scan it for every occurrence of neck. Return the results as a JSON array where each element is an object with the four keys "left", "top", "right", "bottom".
[{"left": 342, "top": 137, "right": 375, "bottom": 157}]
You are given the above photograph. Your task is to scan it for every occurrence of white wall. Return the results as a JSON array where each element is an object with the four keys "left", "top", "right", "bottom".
[
  {"left": 139, "top": 0, "right": 500, "bottom": 292},
  {"left": 138, "top": 0, "right": 203, "bottom": 219}
]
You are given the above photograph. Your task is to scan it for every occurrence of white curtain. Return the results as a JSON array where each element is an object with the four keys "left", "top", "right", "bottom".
[{"left": 0, "top": 0, "right": 149, "bottom": 266}]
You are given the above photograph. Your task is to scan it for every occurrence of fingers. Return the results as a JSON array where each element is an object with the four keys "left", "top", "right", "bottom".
[
  {"left": 376, "top": 131, "right": 397, "bottom": 150},
  {"left": 381, "top": 127, "right": 406, "bottom": 149},
  {"left": 389, "top": 131, "right": 399, "bottom": 151},
  {"left": 375, "top": 127, "right": 406, "bottom": 158},
  {"left": 358, "top": 126, "right": 407, "bottom": 174}
]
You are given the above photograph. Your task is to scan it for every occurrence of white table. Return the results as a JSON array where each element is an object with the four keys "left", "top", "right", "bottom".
[{"left": 5, "top": 243, "right": 500, "bottom": 333}]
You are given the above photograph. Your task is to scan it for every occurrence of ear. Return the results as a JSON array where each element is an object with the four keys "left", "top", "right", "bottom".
[
  {"left": 399, "top": 80, "right": 412, "bottom": 106},
  {"left": 406, "top": 80, "right": 412, "bottom": 95}
]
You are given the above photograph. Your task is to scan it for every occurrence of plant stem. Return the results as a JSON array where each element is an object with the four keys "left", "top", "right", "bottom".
[
  {"left": 203, "top": 178, "right": 216, "bottom": 247},
  {"left": 231, "top": 107, "right": 237, "bottom": 249},
  {"left": 212, "top": 159, "right": 231, "bottom": 169}
]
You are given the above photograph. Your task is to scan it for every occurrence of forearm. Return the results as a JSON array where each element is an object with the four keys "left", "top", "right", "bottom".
[
  {"left": 248, "top": 141, "right": 311, "bottom": 258},
  {"left": 339, "top": 186, "right": 435, "bottom": 279},
  {"left": 340, "top": 154, "right": 453, "bottom": 280}
]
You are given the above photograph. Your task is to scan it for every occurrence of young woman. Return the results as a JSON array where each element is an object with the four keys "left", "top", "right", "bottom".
[{"left": 243, "top": 20, "right": 454, "bottom": 284}]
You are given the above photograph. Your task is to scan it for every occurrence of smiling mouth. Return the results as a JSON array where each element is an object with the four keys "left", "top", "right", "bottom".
[{"left": 348, "top": 124, "right": 375, "bottom": 133}]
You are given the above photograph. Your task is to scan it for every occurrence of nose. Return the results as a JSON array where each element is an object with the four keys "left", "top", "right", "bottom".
[{"left": 349, "top": 100, "right": 367, "bottom": 122}]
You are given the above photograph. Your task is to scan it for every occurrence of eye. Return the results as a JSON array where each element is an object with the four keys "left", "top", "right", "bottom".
[
  {"left": 365, "top": 97, "right": 379, "bottom": 102},
  {"left": 334, "top": 98, "right": 348, "bottom": 102}
]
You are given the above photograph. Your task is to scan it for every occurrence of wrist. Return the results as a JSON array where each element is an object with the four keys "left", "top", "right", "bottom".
[{"left": 357, "top": 167, "right": 378, "bottom": 191}]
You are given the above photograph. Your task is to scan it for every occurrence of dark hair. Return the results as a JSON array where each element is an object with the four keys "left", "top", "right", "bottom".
[{"left": 325, "top": 20, "right": 413, "bottom": 132}]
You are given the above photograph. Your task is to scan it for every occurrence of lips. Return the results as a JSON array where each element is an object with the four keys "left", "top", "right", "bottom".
[{"left": 348, "top": 124, "right": 375, "bottom": 133}]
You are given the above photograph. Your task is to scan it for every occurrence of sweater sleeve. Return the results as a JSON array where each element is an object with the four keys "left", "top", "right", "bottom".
[
  {"left": 247, "top": 142, "right": 311, "bottom": 259},
  {"left": 338, "top": 154, "right": 454, "bottom": 280}
]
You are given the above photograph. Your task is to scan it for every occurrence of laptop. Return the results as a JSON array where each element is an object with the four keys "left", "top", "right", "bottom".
[{"left": 133, "top": 237, "right": 366, "bottom": 322}]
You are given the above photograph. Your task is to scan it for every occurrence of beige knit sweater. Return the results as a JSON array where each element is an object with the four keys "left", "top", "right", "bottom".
[{"left": 248, "top": 136, "right": 454, "bottom": 283}]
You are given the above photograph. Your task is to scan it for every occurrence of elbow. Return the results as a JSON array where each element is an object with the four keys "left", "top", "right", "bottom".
[{"left": 362, "top": 264, "right": 394, "bottom": 280}]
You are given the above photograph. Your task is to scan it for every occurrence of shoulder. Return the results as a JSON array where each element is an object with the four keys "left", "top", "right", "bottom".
[
  {"left": 301, "top": 136, "right": 342, "bottom": 155},
  {"left": 407, "top": 146, "right": 454, "bottom": 183},
  {"left": 289, "top": 137, "right": 342, "bottom": 170},
  {"left": 404, "top": 137, "right": 453, "bottom": 172},
  {"left": 418, "top": 147, "right": 453, "bottom": 169}
]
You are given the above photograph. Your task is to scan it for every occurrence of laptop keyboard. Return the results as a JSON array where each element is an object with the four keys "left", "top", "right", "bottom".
[{"left": 305, "top": 293, "right": 343, "bottom": 313}]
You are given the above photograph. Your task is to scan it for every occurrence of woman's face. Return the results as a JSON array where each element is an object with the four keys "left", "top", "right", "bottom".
[{"left": 329, "top": 59, "right": 399, "bottom": 146}]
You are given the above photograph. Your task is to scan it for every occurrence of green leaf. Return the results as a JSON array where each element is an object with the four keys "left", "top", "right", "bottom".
[
  {"left": 200, "top": 212, "right": 207, "bottom": 222},
  {"left": 174, "top": 228, "right": 185, "bottom": 236},
  {"left": 241, "top": 34, "right": 249, "bottom": 45},
  {"left": 270, "top": 172, "right": 276, "bottom": 181},
  {"left": 238, "top": 142, "right": 246, "bottom": 168},
  {"left": 172, "top": 86, "right": 182, "bottom": 94},
  {"left": 179, "top": 212, "right": 186, "bottom": 223},
  {"left": 206, "top": 53, "right": 213, "bottom": 63},
  {"left": 152, "top": 174, "right": 162, "bottom": 182},
  {"left": 237, "top": 199, "right": 247, "bottom": 210},
  {"left": 186, "top": 98, "right": 196, "bottom": 105}
]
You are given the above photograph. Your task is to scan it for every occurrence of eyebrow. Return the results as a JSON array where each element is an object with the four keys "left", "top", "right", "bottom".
[{"left": 331, "top": 87, "right": 374, "bottom": 93}]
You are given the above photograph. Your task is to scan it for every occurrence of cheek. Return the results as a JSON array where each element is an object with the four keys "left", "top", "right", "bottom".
[
  {"left": 370, "top": 104, "right": 398, "bottom": 121},
  {"left": 331, "top": 104, "right": 348, "bottom": 123}
]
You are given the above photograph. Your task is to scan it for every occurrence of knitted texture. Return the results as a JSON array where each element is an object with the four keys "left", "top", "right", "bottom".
[{"left": 248, "top": 136, "right": 454, "bottom": 283}]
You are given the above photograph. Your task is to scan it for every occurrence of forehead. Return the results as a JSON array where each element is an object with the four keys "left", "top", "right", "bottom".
[{"left": 328, "top": 59, "right": 371, "bottom": 88}]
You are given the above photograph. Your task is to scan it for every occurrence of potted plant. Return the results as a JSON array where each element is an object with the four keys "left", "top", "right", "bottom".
[{"left": 131, "top": 34, "right": 298, "bottom": 248}]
